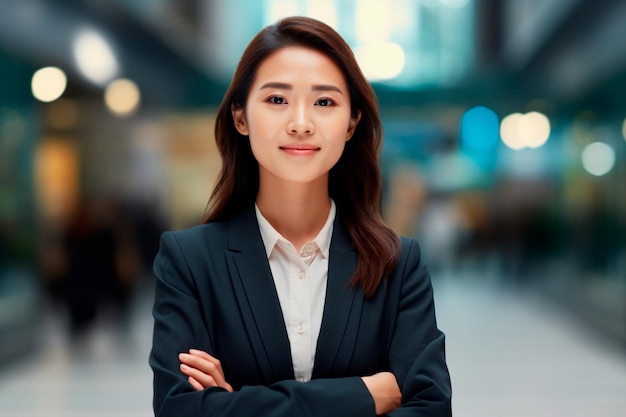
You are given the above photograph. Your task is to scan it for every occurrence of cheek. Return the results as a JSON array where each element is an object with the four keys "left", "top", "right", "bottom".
[
  {"left": 245, "top": 107, "right": 279, "bottom": 137},
  {"left": 247, "top": 133, "right": 265, "bottom": 161},
  {"left": 246, "top": 122, "right": 273, "bottom": 162},
  {"left": 328, "top": 134, "right": 348, "bottom": 161}
]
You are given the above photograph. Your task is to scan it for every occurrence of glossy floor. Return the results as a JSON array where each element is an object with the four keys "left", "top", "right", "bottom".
[{"left": 0, "top": 276, "right": 624, "bottom": 417}]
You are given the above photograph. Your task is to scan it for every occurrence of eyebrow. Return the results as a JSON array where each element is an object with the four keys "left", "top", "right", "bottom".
[{"left": 259, "top": 82, "right": 344, "bottom": 95}]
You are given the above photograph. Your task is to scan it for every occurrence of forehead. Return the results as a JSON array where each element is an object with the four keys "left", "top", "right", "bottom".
[{"left": 253, "top": 46, "right": 348, "bottom": 87}]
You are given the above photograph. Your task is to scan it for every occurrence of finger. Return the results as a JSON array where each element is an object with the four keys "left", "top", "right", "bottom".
[
  {"left": 180, "top": 352, "right": 228, "bottom": 388},
  {"left": 189, "top": 350, "right": 228, "bottom": 385},
  {"left": 180, "top": 363, "right": 217, "bottom": 388},
  {"left": 189, "top": 349, "right": 222, "bottom": 366},
  {"left": 179, "top": 353, "right": 222, "bottom": 378},
  {"left": 179, "top": 352, "right": 217, "bottom": 370},
  {"left": 180, "top": 351, "right": 219, "bottom": 367},
  {"left": 188, "top": 376, "right": 204, "bottom": 392},
  {"left": 180, "top": 359, "right": 234, "bottom": 393}
]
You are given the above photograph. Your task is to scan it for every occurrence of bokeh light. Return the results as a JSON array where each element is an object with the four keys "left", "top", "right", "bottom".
[
  {"left": 266, "top": 0, "right": 338, "bottom": 29},
  {"left": 519, "top": 111, "right": 551, "bottom": 148},
  {"left": 354, "top": 42, "right": 406, "bottom": 81},
  {"left": 500, "top": 113, "right": 525, "bottom": 150},
  {"left": 104, "top": 78, "right": 141, "bottom": 117},
  {"left": 73, "top": 28, "right": 118, "bottom": 85},
  {"left": 31, "top": 67, "right": 67, "bottom": 103},
  {"left": 461, "top": 106, "right": 500, "bottom": 150},
  {"left": 581, "top": 142, "right": 615, "bottom": 176},
  {"left": 500, "top": 111, "right": 551, "bottom": 150},
  {"left": 355, "top": 0, "right": 390, "bottom": 44},
  {"left": 34, "top": 139, "right": 79, "bottom": 221}
]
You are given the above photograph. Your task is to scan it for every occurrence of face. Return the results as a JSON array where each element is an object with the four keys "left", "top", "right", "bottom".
[{"left": 232, "top": 46, "right": 361, "bottom": 187}]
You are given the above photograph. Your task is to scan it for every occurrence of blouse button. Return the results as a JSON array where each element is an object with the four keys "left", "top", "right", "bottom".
[
  {"left": 297, "top": 325, "right": 305, "bottom": 334},
  {"left": 301, "top": 243, "right": 315, "bottom": 256},
  {"left": 297, "top": 271, "right": 306, "bottom": 280}
]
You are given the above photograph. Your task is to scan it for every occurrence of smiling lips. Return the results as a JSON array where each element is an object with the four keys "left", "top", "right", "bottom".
[{"left": 279, "top": 144, "right": 321, "bottom": 156}]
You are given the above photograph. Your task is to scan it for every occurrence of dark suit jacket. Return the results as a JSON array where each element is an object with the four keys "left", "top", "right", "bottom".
[{"left": 150, "top": 205, "right": 452, "bottom": 416}]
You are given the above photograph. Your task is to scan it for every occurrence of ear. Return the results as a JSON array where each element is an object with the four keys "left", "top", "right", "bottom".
[
  {"left": 231, "top": 104, "right": 249, "bottom": 136},
  {"left": 346, "top": 110, "right": 362, "bottom": 141}
]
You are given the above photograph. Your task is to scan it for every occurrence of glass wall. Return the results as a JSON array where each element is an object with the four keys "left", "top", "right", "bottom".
[{"left": 0, "top": 49, "right": 41, "bottom": 361}]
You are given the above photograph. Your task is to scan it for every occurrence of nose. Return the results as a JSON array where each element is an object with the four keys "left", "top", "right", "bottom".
[{"left": 286, "top": 102, "right": 315, "bottom": 136}]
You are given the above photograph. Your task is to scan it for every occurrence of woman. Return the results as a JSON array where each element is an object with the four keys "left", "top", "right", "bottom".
[{"left": 150, "top": 16, "right": 452, "bottom": 416}]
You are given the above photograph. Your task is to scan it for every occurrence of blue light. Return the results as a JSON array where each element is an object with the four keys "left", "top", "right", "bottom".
[{"left": 461, "top": 106, "right": 499, "bottom": 151}]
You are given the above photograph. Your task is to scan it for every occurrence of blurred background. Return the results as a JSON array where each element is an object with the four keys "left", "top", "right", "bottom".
[{"left": 0, "top": 0, "right": 624, "bottom": 416}]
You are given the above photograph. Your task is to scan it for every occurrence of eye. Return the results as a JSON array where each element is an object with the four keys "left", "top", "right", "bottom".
[
  {"left": 267, "top": 96, "right": 286, "bottom": 105},
  {"left": 315, "top": 98, "right": 334, "bottom": 107}
]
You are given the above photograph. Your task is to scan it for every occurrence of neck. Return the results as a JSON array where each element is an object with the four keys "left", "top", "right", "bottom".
[{"left": 256, "top": 178, "right": 331, "bottom": 251}]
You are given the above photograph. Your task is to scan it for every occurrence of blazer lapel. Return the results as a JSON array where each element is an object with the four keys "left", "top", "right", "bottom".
[
  {"left": 225, "top": 206, "right": 294, "bottom": 383},
  {"left": 312, "top": 216, "right": 364, "bottom": 378}
]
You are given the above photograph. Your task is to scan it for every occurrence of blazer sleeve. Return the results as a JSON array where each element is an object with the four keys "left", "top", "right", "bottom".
[
  {"left": 386, "top": 238, "right": 452, "bottom": 416},
  {"left": 150, "top": 231, "right": 377, "bottom": 417}
]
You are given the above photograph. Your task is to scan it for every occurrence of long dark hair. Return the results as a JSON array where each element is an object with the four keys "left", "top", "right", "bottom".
[{"left": 203, "top": 16, "right": 400, "bottom": 297}]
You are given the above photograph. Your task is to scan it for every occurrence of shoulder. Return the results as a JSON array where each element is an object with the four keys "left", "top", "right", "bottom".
[
  {"left": 153, "top": 221, "right": 234, "bottom": 282},
  {"left": 164, "top": 220, "right": 227, "bottom": 241},
  {"left": 158, "top": 220, "right": 230, "bottom": 257},
  {"left": 164, "top": 221, "right": 228, "bottom": 242},
  {"left": 158, "top": 205, "right": 257, "bottom": 255},
  {"left": 398, "top": 235, "right": 422, "bottom": 261},
  {"left": 388, "top": 235, "right": 428, "bottom": 283}
]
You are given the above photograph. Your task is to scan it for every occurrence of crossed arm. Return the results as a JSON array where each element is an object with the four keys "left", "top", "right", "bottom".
[
  {"left": 178, "top": 349, "right": 401, "bottom": 415},
  {"left": 151, "top": 232, "right": 451, "bottom": 416}
]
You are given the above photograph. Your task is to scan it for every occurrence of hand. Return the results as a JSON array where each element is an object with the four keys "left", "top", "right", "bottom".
[
  {"left": 361, "top": 372, "right": 401, "bottom": 415},
  {"left": 179, "top": 349, "right": 233, "bottom": 392}
]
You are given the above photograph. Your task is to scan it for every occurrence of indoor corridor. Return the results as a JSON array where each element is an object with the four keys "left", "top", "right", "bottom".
[{"left": 0, "top": 272, "right": 624, "bottom": 417}]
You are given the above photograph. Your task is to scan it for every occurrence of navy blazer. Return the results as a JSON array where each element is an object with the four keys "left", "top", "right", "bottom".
[{"left": 150, "top": 205, "right": 452, "bottom": 416}]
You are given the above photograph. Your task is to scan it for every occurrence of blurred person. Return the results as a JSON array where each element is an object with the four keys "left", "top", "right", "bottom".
[
  {"left": 106, "top": 199, "right": 142, "bottom": 335},
  {"left": 57, "top": 197, "right": 141, "bottom": 345},
  {"left": 128, "top": 195, "right": 168, "bottom": 280},
  {"left": 150, "top": 17, "right": 451, "bottom": 417},
  {"left": 383, "top": 165, "right": 426, "bottom": 237},
  {"left": 60, "top": 197, "right": 117, "bottom": 341}
]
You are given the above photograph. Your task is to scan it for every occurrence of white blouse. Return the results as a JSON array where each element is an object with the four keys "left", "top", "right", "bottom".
[{"left": 255, "top": 200, "right": 336, "bottom": 382}]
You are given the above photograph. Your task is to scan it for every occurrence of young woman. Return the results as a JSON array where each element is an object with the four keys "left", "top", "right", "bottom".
[{"left": 150, "top": 16, "right": 452, "bottom": 416}]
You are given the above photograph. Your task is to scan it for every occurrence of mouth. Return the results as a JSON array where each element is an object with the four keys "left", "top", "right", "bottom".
[
  {"left": 280, "top": 144, "right": 320, "bottom": 150},
  {"left": 279, "top": 144, "right": 321, "bottom": 155}
]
